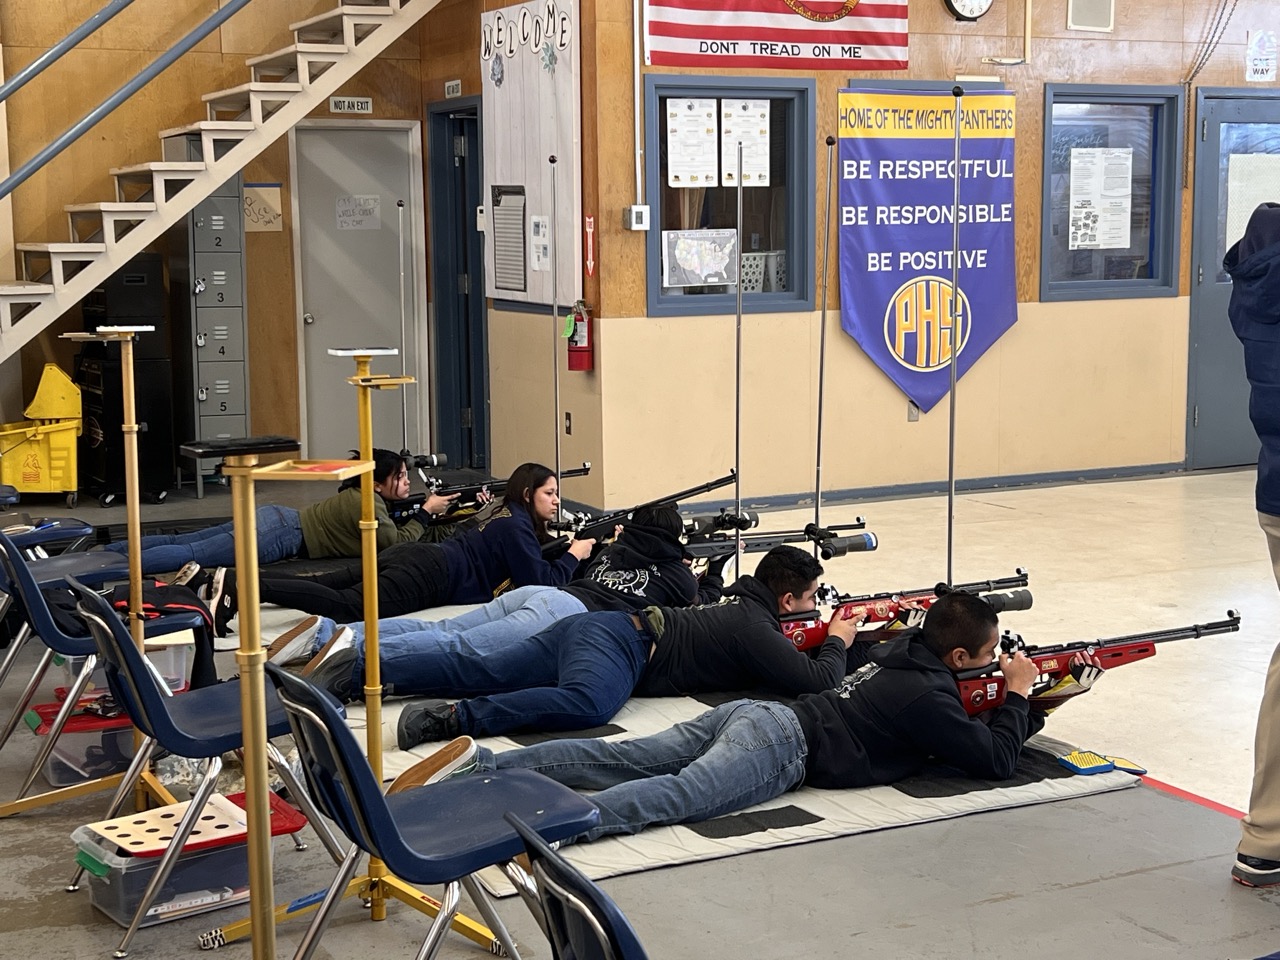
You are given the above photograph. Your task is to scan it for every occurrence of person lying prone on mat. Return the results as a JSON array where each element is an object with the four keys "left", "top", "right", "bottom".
[
  {"left": 264, "top": 503, "right": 731, "bottom": 678},
  {"left": 320, "top": 545, "right": 862, "bottom": 744},
  {"left": 417, "top": 591, "right": 1105, "bottom": 843},
  {"left": 105, "top": 448, "right": 458, "bottom": 577},
  {"left": 210, "top": 462, "right": 594, "bottom": 636}
]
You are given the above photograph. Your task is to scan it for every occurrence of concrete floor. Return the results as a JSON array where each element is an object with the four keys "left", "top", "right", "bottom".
[{"left": 2, "top": 468, "right": 1279, "bottom": 958}]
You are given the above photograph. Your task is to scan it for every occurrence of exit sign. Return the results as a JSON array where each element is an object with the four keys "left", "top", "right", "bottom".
[{"left": 329, "top": 96, "right": 373, "bottom": 114}]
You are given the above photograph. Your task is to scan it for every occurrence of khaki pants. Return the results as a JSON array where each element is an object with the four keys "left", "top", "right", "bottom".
[{"left": 1240, "top": 511, "right": 1280, "bottom": 857}]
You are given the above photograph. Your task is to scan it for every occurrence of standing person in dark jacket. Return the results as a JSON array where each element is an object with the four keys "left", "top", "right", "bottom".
[
  {"left": 266, "top": 504, "right": 728, "bottom": 687},
  {"left": 430, "top": 593, "right": 1090, "bottom": 842},
  {"left": 211, "top": 463, "right": 595, "bottom": 635},
  {"left": 379, "top": 545, "right": 861, "bottom": 745},
  {"left": 1223, "top": 203, "right": 1280, "bottom": 887}
]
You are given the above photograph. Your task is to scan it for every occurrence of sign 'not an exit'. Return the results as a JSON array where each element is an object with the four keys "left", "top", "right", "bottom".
[{"left": 329, "top": 96, "right": 373, "bottom": 114}]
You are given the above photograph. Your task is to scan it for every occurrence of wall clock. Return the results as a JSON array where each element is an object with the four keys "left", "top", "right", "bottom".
[{"left": 944, "top": 0, "right": 994, "bottom": 21}]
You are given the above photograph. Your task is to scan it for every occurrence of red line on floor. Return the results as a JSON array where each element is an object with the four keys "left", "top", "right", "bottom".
[{"left": 1141, "top": 776, "right": 1245, "bottom": 818}]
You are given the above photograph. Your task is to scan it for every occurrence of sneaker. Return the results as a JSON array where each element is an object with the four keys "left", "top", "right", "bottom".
[
  {"left": 301, "top": 626, "right": 355, "bottom": 676},
  {"left": 307, "top": 646, "right": 360, "bottom": 703},
  {"left": 170, "top": 562, "right": 202, "bottom": 588},
  {"left": 209, "top": 567, "right": 237, "bottom": 638},
  {"left": 1232, "top": 853, "right": 1280, "bottom": 887},
  {"left": 396, "top": 699, "right": 462, "bottom": 750},
  {"left": 412, "top": 736, "right": 479, "bottom": 783},
  {"left": 266, "top": 616, "right": 322, "bottom": 667}
]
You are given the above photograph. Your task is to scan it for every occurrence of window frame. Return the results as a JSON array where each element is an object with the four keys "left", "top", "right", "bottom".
[
  {"left": 1039, "top": 83, "right": 1185, "bottom": 302},
  {"left": 644, "top": 75, "right": 816, "bottom": 317}
]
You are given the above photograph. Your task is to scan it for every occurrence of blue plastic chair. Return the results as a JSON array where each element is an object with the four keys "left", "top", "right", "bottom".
[
  {"left": 265, "top": 662, "right": 601, "bottom": 960},
  {"left": 0, "top": 531, "right": 140, "bottom": 774},
  {"left": 0, "top": 484, "right": 16, "bottom": 506},
  {"left": 504, "top": 813, "right": 650, "bottom": 960},
  {"left": 66, "top": 580, "right": 346, "bottom": 959}
]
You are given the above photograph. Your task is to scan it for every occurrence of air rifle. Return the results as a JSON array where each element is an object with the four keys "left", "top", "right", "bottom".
[
  {"left": 549, "top": 471, "right": 738, "bottom": 543},
  {"left": 387, "top": 462, "right": 593, "bottom": 524},
  {"left": 682, "top": 514, "right": 874, "bottom": 561},
  {"left": 955, "top": 611, "right": 1242, "bottom": 717},
  {"left": 782, "top": 570, "right": 1032, "bottom": 652}
]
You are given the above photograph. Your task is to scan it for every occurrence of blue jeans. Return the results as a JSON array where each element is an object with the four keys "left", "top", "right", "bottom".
[
  {"left": 367, "top": 611, "right": 650, "bottom": 737},
  {"left": 105, "top": 504, "right": 303, "bottom": 574},
  {"left": 480, "top": 699, "right": 808, "bottom": 842},
  {"left": 325, "top": 585, "right": 589, "bottom": 694}
]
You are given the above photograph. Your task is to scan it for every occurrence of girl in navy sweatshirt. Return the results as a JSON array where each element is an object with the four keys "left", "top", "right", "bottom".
[{"left": 211, "top": 463, "right": 595, "bottom": 634}]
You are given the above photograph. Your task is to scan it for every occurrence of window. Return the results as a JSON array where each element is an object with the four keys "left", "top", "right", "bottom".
[
  {"left": 645, "top": 76, "right": 815, "bottom": 316},
  {"left": 1040, "top": 85, "right": 1185, "bottom": 301}
]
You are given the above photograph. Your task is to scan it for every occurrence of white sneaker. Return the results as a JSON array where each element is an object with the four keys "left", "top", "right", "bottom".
[
  {"left": 171, "top": 561, "right": 202, "bottom": 588},
  {"left": 265, "top": 616, "right": 322, "bottom": 666},
  {"left": 301, "top": 626, "right": 355, "bottom": 676}
]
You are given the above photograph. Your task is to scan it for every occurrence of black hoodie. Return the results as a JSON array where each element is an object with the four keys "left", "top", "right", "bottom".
[
  {"left": 562, "top": 524, "right": 714, "bottom": 613},
  {"left": 1224, "top": 202, "right": 1280, "bottom": 515},
  {"left": 633, "top": 576, "right": 848, "bottom": 698},
  {"left": 789, "top": 632, "right": 1045, "bottom": 789}
]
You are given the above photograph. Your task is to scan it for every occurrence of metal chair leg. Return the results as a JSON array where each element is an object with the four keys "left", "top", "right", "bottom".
[
  {"left": 462, "top": 874, "right": 523, "bottom": 960},
  {"left": 265, "top": 741, "right": 345, "bottom": 863},
  {"left": 66, "top": 735, "right": 157, "bottom": 891},
  {"left": 16, "top": 654, "right": 96, "bottom": 799},
  {"left": 0, "top": 646, "right": 53, "bottom": 754},
  {"left": 0, "top": 617, "right": 27, "bottom": 691},
  {"left": 291, "top": 844, "right": 362, "bottom": 960},
  {"left": 413, "top": 880, "right": 462, "bottom": 960},
  {"left": 112, "top": 756, "right": 223, "bottom": 958}
]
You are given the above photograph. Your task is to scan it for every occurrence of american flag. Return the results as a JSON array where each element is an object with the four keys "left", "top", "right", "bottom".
[{"left": 645, "top": 0, "right": 909, "bottom": 71}]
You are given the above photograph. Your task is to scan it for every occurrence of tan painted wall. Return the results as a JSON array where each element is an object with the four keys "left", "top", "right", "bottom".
[{"left": 490, "top": 297, "right": 1190, "bottom": 507}]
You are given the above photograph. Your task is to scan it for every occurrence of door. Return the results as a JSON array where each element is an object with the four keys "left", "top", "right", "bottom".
[
  {"left": 292, "top": 124, "right": 428, "bottom": 459},
  {"left": 428, "top": 101, "right": 489, "bottom": 468},
  {"left": 1188, "top": 92, "right": 1280, "bottom": 469}
]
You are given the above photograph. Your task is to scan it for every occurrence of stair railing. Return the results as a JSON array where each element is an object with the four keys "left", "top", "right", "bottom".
[{"left": 0, "top": 0, "right": 137, "bottom": 105}]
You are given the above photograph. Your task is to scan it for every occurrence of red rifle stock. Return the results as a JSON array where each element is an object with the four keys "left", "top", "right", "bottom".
[
  {"left": 954, "top": 611, "right": 1242, "bottom": 717},
  {"left": 781, "top": 571, "right": 1031, "bottom": 652}
]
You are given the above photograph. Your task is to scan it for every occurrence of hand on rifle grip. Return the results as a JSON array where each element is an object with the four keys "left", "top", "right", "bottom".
[
  {"left": 998, "top": 651, "right": 1038, "bottom": 699},
  {"left": 424, "top": 492, "right": 459, "bottom": 516},
  {"left": 567, "top": 537, "right": 597, "bottom": 561}
]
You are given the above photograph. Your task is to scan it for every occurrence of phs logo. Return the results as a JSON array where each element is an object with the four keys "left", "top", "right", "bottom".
[{"left": 883, "top": 276, "right": 970, "bottom": 372}]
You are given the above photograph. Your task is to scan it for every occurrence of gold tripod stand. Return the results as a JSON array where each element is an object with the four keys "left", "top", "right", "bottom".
[
  {"left": 0, "top": 327, "right": 181, "bottom": 820},
  {"left": 200, "top": 349, "right": 503, "bottom": 957}
]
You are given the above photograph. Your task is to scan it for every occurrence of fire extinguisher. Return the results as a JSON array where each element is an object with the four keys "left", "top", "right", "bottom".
[{"left": 567, "top": 300, "right": 594, "bottom": 372}]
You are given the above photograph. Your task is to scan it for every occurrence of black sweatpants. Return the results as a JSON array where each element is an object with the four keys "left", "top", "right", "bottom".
[{"left": 258, "top": 541, "right": 452, "bottom": 621}]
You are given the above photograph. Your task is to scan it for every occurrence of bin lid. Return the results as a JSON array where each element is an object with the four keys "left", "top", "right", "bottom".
[
  {"left": 25, "top": 700, "right": 132, "bottom": 736},
  {"left": 80, "top": 792, "right": 308, "bottom": 857},
  {"left": 24, "top": 364, "right": 80, "bottom": 420}
]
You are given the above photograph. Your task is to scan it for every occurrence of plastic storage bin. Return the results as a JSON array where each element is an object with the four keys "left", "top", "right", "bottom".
[
  {"left": 0, "top": 364, "right": 81, "bottom": 507},
  {"left": 71, "top": 792, "right": 306, "bottom": 927},
  {"left": 54, "top": 639, "right": 192, "bottom": 700},
  {"left": 25, "top": 702, "right": 135, "bottom": 787}
]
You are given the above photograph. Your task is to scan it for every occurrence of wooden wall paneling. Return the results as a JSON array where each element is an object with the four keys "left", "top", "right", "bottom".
[
  {"left": 579, "top": 0, "right": 600, "bottom": 312},
  {"left": 593, "top": 15, "right": 641, "bottom": 318},
  {"left": 219, "top": 1, "right": 333, "bottom": 57},
  {"left": 0, "top": 0, "right": 220, "bottom": 52}
]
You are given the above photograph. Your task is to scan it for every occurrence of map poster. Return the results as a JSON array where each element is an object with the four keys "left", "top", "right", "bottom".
[{"left": 662, "top": 228, "right": 738, "bottom": 287}]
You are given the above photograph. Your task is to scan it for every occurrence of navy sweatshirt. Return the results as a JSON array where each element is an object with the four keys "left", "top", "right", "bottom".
[
  {"left": 789, "top": 632, "right": 1045, "bottom": 789},
  {"left": 1224, "top": 202, "right": 1280, "bottom": 516},
  {"left": 634, "top": 576, "right": 848, "bottom": 698},
  {"left": 563, "top": 524, "right": 718, "bottom": 612},
  {"left": 440, "top": 504, "right": 580, "bottom": 604}
]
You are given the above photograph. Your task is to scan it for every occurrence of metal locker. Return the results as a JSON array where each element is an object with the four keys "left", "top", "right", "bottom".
[
  {"left": 196, "top": 361, "right": 247, "bottom": 417},
  {"left": 198, "top": 414, "right": 248, "bottom": 441},
  {"left": 193, "top": 253, "right": 243, "bottom": 308},
  {"left": 195, "top": 307, "right": 245, "bottom": 362},
  {"left": 193, "top": 197, "right": 243, "bottom": 253}
]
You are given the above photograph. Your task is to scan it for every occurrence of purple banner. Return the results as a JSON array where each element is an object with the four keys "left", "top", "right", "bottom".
[{"left": 837, "top": 89, "right": 1018, "bottom": 412}]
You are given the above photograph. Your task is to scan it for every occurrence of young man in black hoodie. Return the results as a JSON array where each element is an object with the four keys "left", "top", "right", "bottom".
[
  {"left": 282, "top": 505, "right": 726, "bottom": 696},
  {"left": 387, "top": 544, "right": 862, "bottom": 745},
  {"left": 434, "top": 592, "right": 1074, "bottom": 842}
]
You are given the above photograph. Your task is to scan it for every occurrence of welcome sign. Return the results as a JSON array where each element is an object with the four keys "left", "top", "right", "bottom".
[{"left": 837, "top": 89, "right": 1018, "bottom": 412}]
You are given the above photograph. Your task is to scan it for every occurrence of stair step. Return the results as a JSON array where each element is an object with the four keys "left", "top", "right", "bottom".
[
  {"left": 0, "top": 280, "right": 54, "bottom": 296},
  {"left": 290, "top": 5, "right": 395, "bottom": 34},
  {"left": 109, "top": 161, "right": 207, "bottom": 179},
  {"left": 245, "top": 42, "right": 348, "bottom": 70},
  {"left": 110, "top": 161, "right": 207, "bottom": 204},
  {"left": 16, "top": 243, "right": 107, "bottom": 255},
  {"left": 157, "top": 120, "right": 257, "bottom": 140},
  {"left": 65, "top": 202, "right": 157, "bottom": 244},
  {"left": 201, "top": 81, "right": 303, "bottom": 107}
]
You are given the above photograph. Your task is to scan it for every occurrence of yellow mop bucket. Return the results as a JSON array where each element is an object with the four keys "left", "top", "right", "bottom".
[{"left": 0, "top": 364, "right": 81, "bottom": 506}]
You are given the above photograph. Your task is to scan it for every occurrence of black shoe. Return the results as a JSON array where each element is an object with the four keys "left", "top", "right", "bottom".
[
  {"left": 1233, "top": 853, "right": 1280, "bottom": 887},
  {"left": 307, "top": 647, "right": 359, "bottom": 704},
  {"left": 209, "top": 567, "right": 237, "bottom": 638},
  {"left": 397, "top": 700, "right": 461, "bottom": 750}
]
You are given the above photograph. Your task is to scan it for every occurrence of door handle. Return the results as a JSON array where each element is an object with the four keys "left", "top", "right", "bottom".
[{"left": 303, "top": 312, "right": 316, "bottom": 325}]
